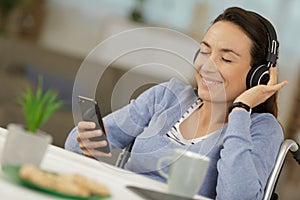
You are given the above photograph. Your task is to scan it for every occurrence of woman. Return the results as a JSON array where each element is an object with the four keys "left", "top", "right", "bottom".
[{"left": 65, "top": 7, "right": 288, "bottom": 199}]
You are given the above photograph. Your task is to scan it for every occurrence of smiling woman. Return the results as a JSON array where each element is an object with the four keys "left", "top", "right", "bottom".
[
  {"left": 65, "top": 7, "right": 288, "bottom": 200},
  {"left": 194, "top": 21, "right": 252, "bottom": 104}
]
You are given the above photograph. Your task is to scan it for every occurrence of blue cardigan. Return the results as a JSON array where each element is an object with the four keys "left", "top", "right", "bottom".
[{"left": 65, "top": 78, "right": 283, "bottom": 200}]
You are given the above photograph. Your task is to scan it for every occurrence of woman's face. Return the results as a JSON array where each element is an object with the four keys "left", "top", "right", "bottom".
[{"left": 194, "top": 21, "right": 252, "bottom": 103}]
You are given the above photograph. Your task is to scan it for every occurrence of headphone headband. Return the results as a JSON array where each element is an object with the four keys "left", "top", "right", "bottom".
[{"left": 250, "top": 12, "right": 279, "bottom": 68}]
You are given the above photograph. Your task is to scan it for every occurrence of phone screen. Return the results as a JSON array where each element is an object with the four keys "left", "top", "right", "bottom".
[{"left": 78, "top": 96, "right": 110, "bottom": 153}]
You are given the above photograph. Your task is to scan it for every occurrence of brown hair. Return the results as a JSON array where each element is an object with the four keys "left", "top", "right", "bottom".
[{"left": 212, "top": 7, "right": 279, "bottom": 117}]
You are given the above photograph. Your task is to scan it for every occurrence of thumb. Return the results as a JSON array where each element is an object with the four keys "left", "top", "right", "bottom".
[{"left": 271, "top": 80, "right": 288, "bottom": 91}]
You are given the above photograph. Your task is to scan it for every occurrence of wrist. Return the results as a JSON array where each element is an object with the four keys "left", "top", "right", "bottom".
[{"left": 228, "top": 102, "right": 252, "bottom": 113}]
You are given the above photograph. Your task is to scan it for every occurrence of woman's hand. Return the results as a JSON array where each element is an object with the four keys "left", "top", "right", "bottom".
[
  {"left": 76, "top": 121, "right": 112, "bottom": 158},
  {"left": 234, "top": 67, "right": 288, "bottom": 108}
]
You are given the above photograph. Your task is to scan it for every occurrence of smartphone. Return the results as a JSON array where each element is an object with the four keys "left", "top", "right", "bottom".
[
  {"left": 78, "top": 95, "right": 110, "bottom": 153},
  {"left": 127, "top": 186, "right": 198, "bottom": 200}
]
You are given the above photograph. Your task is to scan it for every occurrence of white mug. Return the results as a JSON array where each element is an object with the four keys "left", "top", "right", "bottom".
[{"left": 157, "top": 148, "right": 210, "bottom": 198}]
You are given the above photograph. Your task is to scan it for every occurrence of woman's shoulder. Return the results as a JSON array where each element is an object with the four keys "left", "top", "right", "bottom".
[
  {"left": 158, "top": 77, "right": 191, "bottom": 88},
  {"left": 251, "top": 112, "right": 279, "bottom": 126},
  {"left": 250, "top": 112, "right": 284, "bottom": 137},
  {"left": 162, "top": 78, "right": 197, "bottom": 100},
  {"left": 130, "top": 78, "right": 197, "bottom": 110},
  {"left": 160, "top": 78, "right": 195, "bottom": 94},
  {"left": 145, "top": 78, "right": 198, "bottom": 110},
  {"left": 134, "top": 78, "right": 189, "bottom": 97},
  {"left": 145, "top": 78, "right": 195, "bottom": 99}
]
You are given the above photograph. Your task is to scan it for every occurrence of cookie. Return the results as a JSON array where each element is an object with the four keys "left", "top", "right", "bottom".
[{"left": 19, "top": 164, "right": 109, "bottom": 197}]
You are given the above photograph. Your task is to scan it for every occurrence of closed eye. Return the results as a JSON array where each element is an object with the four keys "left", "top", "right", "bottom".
[
  {"left": 200, "top": 50, "right": 210, "bottom": 55},
  {"left": 222, "top": 57, "right": 232, "bottom": 63}
]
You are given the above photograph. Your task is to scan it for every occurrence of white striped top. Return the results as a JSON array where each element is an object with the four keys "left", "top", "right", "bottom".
[{"left": 166, "top": 98, "right": 213, "bottom": 145}]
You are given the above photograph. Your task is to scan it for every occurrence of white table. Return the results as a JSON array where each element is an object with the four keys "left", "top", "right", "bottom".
[{"left": 0, "top": 127, "right": 211, "bottom": 200}]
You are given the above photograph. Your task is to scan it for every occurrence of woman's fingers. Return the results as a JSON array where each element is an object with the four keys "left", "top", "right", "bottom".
[
  {"left": 80, "top": 139, "right": 108, "bottom": 149},
  {"left": 81, "top": 148, "right": 112, "bottom": 158},
  {"left": 78, "top": 121, "right": 96, "bottom": 132},
  {"left": 77, "top": 130, "right": 107, "bottom": 151},
  {"left": 80, "top": 142, "right": 112, "bottom": 158},
  {"left": 267, "top": 66, "right": 278, "bottom": 86},
  {"left": 261, "top": 66, "right": 287, "bottom": 99},
  {"left": 83, "top": 149, "right": 112, "bottom": 158},
  {"left": 267, "top": 66, "right": 288, "bottom": 89},
  {"left": 76, "top": 121, "right": 111, "bottom": 158},
  {"left": 260, "top": 80, "right": 288, "bottom": 100},
  {"left": 77, "top": 121, "right": 104, "bottom": 140},
  {"left": 234, "top": 75, "right": 287, "bottom": 108},
  {"left": 266, "top": 66, "right": 288, "bottom": 93},
  {"left": 78, "top": 129, "right": 103, "bottom": 140},
  {"left": 269, "top": 81, "right": 288, "bottom": 93},
  {"left": 78, "top": 137, "right": 111, "bottom": 158}
]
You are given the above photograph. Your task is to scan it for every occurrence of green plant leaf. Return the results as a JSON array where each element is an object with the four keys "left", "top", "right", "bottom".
[{"left": 17, "top": 76, "right": 63, "bottom": 133}]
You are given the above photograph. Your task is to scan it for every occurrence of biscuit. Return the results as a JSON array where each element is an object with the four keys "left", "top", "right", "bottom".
[
  {"left": 19, "top": 164, "right": 109, "bottom": 197},
  {"left": 61, "top": 174, "right": 110, "bottom": 196}
]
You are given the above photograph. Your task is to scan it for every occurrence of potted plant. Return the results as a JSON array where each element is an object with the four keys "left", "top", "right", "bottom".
[
  {"left": 0, "top": 0, "right": 33, "bottom": 36},
  {"left": 1, "top": 76, "right": 63, "bottom": 167}
]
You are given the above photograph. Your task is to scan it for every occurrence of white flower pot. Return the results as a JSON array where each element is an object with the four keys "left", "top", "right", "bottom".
[{"left": 1, "top": 123, "right": 52, "bottom": 167}]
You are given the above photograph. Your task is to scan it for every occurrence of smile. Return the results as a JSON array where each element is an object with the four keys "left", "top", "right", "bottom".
[{"left": 201, "top": 78, "right": 223, "bottom": 88}]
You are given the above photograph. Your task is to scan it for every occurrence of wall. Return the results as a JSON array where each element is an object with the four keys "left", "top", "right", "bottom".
[{"left": 38, "top": 0, "right": 300, "bottom": 130}]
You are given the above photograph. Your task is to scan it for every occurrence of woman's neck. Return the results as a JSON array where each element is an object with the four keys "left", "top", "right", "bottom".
[
  {"left": 198, "top": 101, "right": 229, "bottom": 133},
  {"left": 178, "top": 100, "right": 231, "bottom": 140}
]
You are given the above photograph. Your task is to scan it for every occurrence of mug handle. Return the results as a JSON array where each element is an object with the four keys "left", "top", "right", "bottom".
[{"left": 157, "top": 156, "right": 172, "bottom": 179}]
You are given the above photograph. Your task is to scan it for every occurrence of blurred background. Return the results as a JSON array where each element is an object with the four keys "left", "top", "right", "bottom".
[{"left": 0, "top": 0, "right": 299, "bottom": 198}]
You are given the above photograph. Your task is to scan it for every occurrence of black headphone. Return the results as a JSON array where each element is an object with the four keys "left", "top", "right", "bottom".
[
  {"left": 193, "top": 12, "right": 279, "bottom": 89},
  {"left": 246, "top": 12, "right": 279, "bottom": 88}
]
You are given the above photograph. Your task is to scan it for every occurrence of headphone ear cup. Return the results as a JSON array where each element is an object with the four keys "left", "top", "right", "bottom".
[{"left": 246, "top": 64, "right": 270, "bottom": 89}]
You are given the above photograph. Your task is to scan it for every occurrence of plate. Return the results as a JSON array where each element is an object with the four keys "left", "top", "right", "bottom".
[{"left": 2, "top": 165, "right": 109, "bottom": 200}]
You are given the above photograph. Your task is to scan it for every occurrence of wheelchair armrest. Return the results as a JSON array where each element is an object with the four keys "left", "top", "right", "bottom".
[
  {"left": 290, "top": 142, "right": 300, "bottom": 165},
  {"left": 263, "top": 139, "right": 299, "bottom": 200}
]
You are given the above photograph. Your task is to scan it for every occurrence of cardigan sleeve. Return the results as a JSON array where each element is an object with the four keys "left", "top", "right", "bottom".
[
  {"left": 216, "top": 110, "right": 284, "bottom": 200},
  {"left": 101, "top": 78, "right": 189, "bottom": 149},
  {"left": 64, "top": 84, "right": 159, "bottom": 152},
  {"left": 64, "top": 80, "right": 178, "bottom": 152}
]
